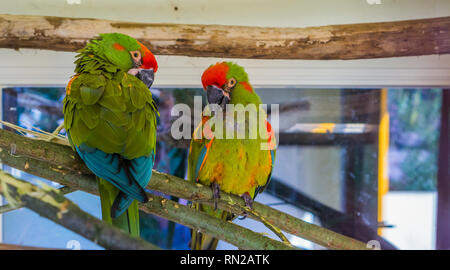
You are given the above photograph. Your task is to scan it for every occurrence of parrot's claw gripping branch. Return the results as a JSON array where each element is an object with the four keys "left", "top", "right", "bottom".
[
  {"left": 237, "top": 193, "right": 254, "bottom": 220},
  {"left": 211, "top": 182, "right": 221, "bottom": 210},
  {"left": 201, "top": 180, "right": 292, "bottom": 246},
  {"left": 241, "top": 192, "right": 254, "bottom": 210},
  {"left": 230, "top": 198, "right": 293, "bottom": 247}
]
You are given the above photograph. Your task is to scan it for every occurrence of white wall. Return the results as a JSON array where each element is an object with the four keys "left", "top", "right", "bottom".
[{"left": 1, "top": 0, "right": 449, "bottom": 27}]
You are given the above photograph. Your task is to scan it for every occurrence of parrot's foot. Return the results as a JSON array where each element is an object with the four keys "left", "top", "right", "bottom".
[
  {"left": 238, "top": 192, "right": 254, "bottom": 220},
  {"left": 242, "top": 192, "right": 253, "bottom": 209},
  {"left": 211, "top": 182, "right": 221, "bottom": 210}
]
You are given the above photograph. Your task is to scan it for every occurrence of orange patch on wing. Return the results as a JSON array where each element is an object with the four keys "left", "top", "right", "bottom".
[
  {"left": 249, "top": 172, "right": 256, "bottom": 188},
  {"left": 196, "top": 137, "right": 215, "bottom": 182},
  {"left": 237, "top": 148, "right": 245, "bottom": 160},
  {"left": 201, "top": 115, "right": 210, "bottom": 125},
  {"left": 266, "top": 152, "right": 273, "bottom": 174},
  {"left": 113, "top": 43, "right": 125, "bottom": 51},
  {"left": 266, "top": 120, "right": 272, "bottom": 133},
  {"left": 240, "top": 82, "right": 253, "bottom": 92},
  {"left": 66, "top": 75, "right": 79, "bottom": 95},
  {"left": 243, "top": 169, "right": 257, "bottom": 191},
  {"left": 265, "top": 120, "right": 276, "bottom": 150},
  {"left": 211, "top": 162, "right": 225, "bottom": 184}
]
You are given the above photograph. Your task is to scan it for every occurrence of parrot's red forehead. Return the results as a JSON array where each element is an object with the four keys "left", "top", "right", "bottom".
[
  {"left": 137, "top": 41, "right": 158, "bottom": 72},
  {"left": 201, "top": 62, "right": 229, "bottom": 89}
]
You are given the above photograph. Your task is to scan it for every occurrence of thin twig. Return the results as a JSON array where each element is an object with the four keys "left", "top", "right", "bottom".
[
  {"left": 45, "top": 122, "right": 65, "bottom": 142},
  {"left": 239, "top": 204, "right": 293, "bottom": 247}
]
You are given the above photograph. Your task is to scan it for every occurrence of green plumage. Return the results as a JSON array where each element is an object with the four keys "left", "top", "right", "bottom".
[
  {"left": 64, "top": 71, "right": 157, "bottom": 159},
  {"left": 63, "top": 33, "right": 158, "bottom": 237},
  {"left": 189, "top": 62, "right": 276, "bottom": 249},
  {"left": 98, "top": 177, "right": 140, "bottom": 236}
]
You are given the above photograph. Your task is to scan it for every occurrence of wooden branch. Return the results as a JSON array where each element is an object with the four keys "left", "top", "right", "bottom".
[
  {"left": 0, "top": 185, "right": 74, "bottom": 214},
  {"left": 0, "top": 170, "right": 160, "bottom": 250},
  {"left": 142, "top": 193, "right": 295, "bottom": 250},
  {"left": 0, "top": 128, "right": 369, "bottom": 250},
  {"left": 0, "top": 129, "right": 296, "bottom": 250},
  {"left": 0, "top": 14, "right": 448, "bottom": 59},
  {"left": 0, "top": 153, "right": 294, "bottom": 250}
]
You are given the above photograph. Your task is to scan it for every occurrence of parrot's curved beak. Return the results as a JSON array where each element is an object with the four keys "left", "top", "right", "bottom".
[
  {"left": 136, "top": 68, "right": 154, "bottom": 89},
  {"left": 206, "top": 85, "right": 230, "bottom": 109}
]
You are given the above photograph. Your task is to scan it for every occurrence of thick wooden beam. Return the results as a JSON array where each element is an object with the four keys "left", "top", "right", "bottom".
[{"left": 0, "top": 14, "right": 449, "bottom": 60}]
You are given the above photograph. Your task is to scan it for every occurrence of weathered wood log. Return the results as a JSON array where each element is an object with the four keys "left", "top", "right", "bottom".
[
  {"left": 0, "top": 14, "right": 448, "bottom": 59},
  {"left": 0, "top": 128, "right": 369, "bottom": 250}
]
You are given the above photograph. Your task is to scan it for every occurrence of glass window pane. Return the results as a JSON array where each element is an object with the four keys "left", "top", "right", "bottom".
[{"left": 1, "top": 86, "right": 446, "bottom": 250}]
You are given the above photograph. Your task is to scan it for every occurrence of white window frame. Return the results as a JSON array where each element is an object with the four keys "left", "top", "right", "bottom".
[{"left": 0, "top": 49, "right": 449, "bottom": 89}]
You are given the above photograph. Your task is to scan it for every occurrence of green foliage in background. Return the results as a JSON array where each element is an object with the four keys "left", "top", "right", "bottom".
[{"left": 388, "top": 88, "right": 442, "bottom": 191}]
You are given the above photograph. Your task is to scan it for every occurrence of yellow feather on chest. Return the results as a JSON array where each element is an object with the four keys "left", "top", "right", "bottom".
[{"left": 197, "top": 138, "right": 272, "bottom": 197}]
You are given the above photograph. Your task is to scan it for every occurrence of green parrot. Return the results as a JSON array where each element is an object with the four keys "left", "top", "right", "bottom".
[
  {"left": 188, "top": 62, "right": 276, "bottom": 250},
  {"left": 63, "top": 33, "right": 159, "bottom": 237}
]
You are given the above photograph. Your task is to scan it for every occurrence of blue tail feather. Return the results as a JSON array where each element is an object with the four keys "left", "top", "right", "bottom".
[
  {"left": 111, "top": 191, "right": 138, "bottom": 218},
  {"left": 75, "top": 143, "right": 154, "bottom": 217}
]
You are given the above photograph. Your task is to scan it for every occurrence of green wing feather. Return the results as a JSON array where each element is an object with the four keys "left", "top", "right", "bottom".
[
  {"left": 64, "top": 71, "right": 158, "bottom": 236},
  {"left": 64, "top": 72, "right": 157, "bottom": 159}
]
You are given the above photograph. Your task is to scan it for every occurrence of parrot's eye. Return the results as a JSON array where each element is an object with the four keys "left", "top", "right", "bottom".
[
  {"left": 223, "top": 78, "right": 237, "bottom": 93},
  {"left": 130, "top": 50, "right": 142, "bottom": 66},
  {"left": 227, "top": 78, "right": 237, "bottom": 88}
]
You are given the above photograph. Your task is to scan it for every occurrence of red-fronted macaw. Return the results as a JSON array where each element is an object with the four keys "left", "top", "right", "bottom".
[
  {"left": 188, "top": 62, "right": 276, "bottom": 249},
  {"left": 63, "top": 33, "right": 159, "bottom": 237}
]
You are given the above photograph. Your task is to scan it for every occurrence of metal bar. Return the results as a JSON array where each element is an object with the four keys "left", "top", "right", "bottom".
[
  {"left": 377, "top": 89, "right": 390, "bottom": 236},
  {"left": 0, "top": 85, "right": 3, "bottom": 243},
  {"left": 436, "top": 89, "right": 450, "bottom": 249}
]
